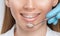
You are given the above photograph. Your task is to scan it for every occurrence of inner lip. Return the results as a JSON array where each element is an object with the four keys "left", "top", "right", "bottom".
[{"left": 20, "top": 13, "right": 41, "bottom": 18}]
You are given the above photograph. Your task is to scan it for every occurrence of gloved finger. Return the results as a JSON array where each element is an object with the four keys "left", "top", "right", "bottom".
[
  {"left": 46, "top": 3, "right": 60, "bottom": 18},
  {"left": 56, "top": 12, "right": 60, "bottom": 19},
  {"left": 48, "top": 17, "right": 56, "bottom": 24},
  {"left": 53, "top": 19, "right": 58, "bottom": 25}
]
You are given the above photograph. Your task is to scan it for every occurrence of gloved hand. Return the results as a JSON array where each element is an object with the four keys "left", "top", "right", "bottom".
[{"left": 46, "top": 3, "right": 60, "bottom": 25}]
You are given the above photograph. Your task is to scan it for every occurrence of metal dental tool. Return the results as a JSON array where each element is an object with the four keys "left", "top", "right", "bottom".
[{"left": 26, "top": 10, "right": 60, "bottom": 28}]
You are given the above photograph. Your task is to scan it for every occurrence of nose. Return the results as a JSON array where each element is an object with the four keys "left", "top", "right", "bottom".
[{"left": 23, "top": 0, "right": 35, "bottom": 11}]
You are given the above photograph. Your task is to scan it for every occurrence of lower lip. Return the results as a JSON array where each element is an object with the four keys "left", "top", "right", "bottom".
[{"left": 21, "top": 15, "right": 40, "bottom": 22}]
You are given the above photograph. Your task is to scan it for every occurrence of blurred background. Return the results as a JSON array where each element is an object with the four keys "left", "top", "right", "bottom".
[{"left": 0, "top": 0, "right": 5, "bottom": 34}]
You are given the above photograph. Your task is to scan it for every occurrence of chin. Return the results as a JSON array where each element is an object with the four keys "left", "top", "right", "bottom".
[{"left": 20, "top": 23, "right": 43, "bottom": 32}]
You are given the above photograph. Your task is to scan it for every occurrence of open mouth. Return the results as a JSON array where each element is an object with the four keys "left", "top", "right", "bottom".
[{"left": 20, "top": 13, "right": 41, "bottom": 22}]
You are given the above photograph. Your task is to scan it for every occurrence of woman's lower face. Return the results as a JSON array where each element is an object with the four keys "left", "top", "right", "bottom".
[{"left": 9, "top": 0, "right": 54, "bottom": 32}]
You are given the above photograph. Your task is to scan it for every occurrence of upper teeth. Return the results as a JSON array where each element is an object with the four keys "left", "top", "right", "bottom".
[
  {"left": 20, "top": 13, "right": 40, "bottom": 18},
  {"left": 25, "top": 16, "right": 34, "bottom": 18}
]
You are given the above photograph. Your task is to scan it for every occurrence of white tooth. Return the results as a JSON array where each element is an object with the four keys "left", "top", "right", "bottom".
[{"left": 25, "top": 16, "right": 34, "bottom": 18}]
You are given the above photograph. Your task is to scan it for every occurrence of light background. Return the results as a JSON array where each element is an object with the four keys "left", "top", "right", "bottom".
[{"left": 0, "top": 0, "right": 5, "bottom": 33}]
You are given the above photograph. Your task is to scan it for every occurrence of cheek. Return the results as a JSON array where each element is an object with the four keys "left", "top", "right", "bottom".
[
  {"left": 40, "top": 5, "right": 52, "bottom": 18},
  {"left": 35, "top": 0, "right": 53, "bottom": 12},
  {"left": 9, "top": 5, "right": 20, "bottom": 21},
  {"left": 9, "top": 0, "right": 26, "bottom": 10},
  {"left": 34, "top": 0, "right": 53, "bottom": 19},
  {"left": 9, "top": 0, "right": 24, "bottom": 15}
]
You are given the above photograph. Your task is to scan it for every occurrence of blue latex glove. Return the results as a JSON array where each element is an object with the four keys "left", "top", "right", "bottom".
[{"left": 46, "top": 3, "right": 60, "bottom": 25}]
